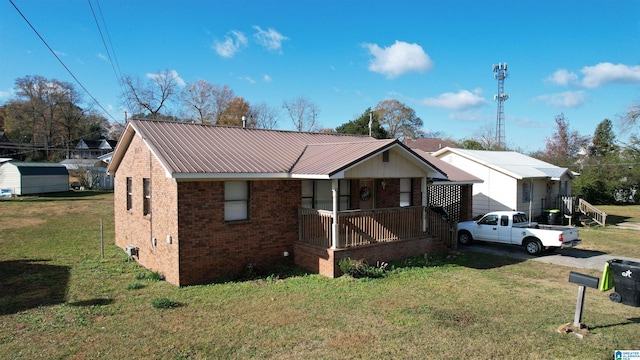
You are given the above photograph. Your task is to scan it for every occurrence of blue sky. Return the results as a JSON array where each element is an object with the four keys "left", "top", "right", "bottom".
[{"left": 1, "top": 0, "right": 639, "bottom": 152}]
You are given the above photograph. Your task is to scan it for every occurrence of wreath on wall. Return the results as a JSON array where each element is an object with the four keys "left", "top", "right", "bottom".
[{"left": 360, "top": 186, "right": 371, "bottom": 201}]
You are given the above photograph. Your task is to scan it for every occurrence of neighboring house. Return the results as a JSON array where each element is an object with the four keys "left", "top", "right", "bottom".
[
  {"left": 406, "top": 138, "right": 457, "bottom": 153},
  {"left": 432, "top": 147, "right": 576, "bottom": 218},
  {"left": 107, "top": 120, "right": 478, "bottom": 286},
  {"left": 0, "top": 161, "right": 69, "bottom": 195},
  {"left": 72, "top": 139, "right": 117, "bottom": 159},
  {"left": 60, "top": 159, "right": 113, "bottom": 190}
]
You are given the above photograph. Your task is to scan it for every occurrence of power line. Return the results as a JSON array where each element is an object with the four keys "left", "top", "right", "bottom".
[{"left": 9, "top": 0, "right": 121, "bottom": 124}]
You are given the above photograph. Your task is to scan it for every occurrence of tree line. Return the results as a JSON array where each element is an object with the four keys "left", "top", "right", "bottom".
[{"left": 2, "top": 70, "right": 639, "bottom": 205}]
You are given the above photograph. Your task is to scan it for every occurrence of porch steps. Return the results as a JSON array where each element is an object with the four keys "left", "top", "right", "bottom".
[{"left": 577, "top": 198, "right": 607, "bottom": 227}]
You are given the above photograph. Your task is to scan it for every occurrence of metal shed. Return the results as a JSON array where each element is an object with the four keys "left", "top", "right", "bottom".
[{"left": 0, "top": 161, "right": 69, "bottom": 196}]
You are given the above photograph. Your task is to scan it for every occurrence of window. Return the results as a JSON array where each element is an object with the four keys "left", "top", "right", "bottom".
[
  {"left": 143, "top": 178, "right": 151, "bottom": 216},
  {"left": 339, "top": 179, "right": 351, "bottom": 210},
  {"left": 225, "top": 181, "right": 249, "bottom": 221},
  {"left": 126, "top": 177, "right": 132, "bottom": 211},
  {"left": 522, "top": 182, "right": 533, "bottom": 202},
  {"left": 301, "top": 180, "right": 351, "bottom": 210},
  {"left": 479, "top": 214, "right": 498, "bottom": 226},
  {"left": 400, "top": 178, "right": 412, "bottom": 207}
]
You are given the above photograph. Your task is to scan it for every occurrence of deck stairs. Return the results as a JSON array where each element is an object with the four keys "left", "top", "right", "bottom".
[{"left": 577, "top": 198, "right": 607, "bottom": 227}]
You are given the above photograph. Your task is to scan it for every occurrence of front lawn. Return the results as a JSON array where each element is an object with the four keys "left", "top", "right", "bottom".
[{"left": 0, "top": 193, "right": 639, "bottom": 359}]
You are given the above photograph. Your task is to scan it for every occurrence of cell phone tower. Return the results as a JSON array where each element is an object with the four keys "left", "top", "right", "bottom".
[{"left": 493, "top": 62, "right": 509, "bottom": 149}]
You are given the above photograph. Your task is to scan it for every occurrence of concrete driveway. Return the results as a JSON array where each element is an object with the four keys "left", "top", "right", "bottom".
[{"left": 460, "top": 242, "right": 640, "bottom": 271}]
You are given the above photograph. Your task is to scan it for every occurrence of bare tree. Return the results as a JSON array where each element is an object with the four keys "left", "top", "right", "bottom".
[
  {"left": 542, "top": 113, "right": 590, "bottom": 165},
  {"left": 181, "top": 80, "right": 215, "bottom": 124},
  {"left": 374, "top": 99, "right": 423, "bottom": 140},
  {"left": 121, "top": 69, "right": 181, "bottom": 119},
  {"left": 471, "top": 123, "right": 500, "bottom": 150},
  {"left": 283, "top": 96, "right": 319, "bottom": 132},
  {"left": 251, "top": 101, "right": 279, "bottom": 129}
]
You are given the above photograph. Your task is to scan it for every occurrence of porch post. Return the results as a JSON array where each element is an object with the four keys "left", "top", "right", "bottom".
[
  {"left": 422, "top": 177, "right": 428, "bottom": 232},
  {"left": 331, "top": 178, "right": 339, "bottom": 249}
]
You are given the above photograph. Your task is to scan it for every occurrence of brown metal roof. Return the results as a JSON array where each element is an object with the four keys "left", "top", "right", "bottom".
[
  {"left": 411, "top": 149, "right": 483, "bottom": 184},
  {"left": 291, "top": 139, "right": 396, "bottom": 176},
  {"left": 406, "top": 138, "right": 457, "bottom": 153}
]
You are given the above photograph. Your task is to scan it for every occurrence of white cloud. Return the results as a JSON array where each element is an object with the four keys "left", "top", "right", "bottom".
[
  {"left": 253, "top": 26, "right": 288, "bottom": 52},
  {"left": 263, "top": 74, "right": 272, "bottom": 82},
  {"left": 0, "top": 88, "right": 15, "bottom": 100},
  {"left": 146, "top": 70, "right": 186, "bottom": 87},
  {"left": 545, "top": 69, "right": 579, "bottom": 86},
  {"left": 421, "top": 89, "right": 487, "bottom": 110},
  {"left": 580, "top": 62, "right": 640, "bottom": 88},
  {"left": 54, "top": 50, "right": 68, "bottom": 56},
  {"left": 534, "top": 91, "right": 586, "bottom": 108},
  {"left": 448, "top": 110, "right": 484, "bottom": 121},
  {"left": 364, "top": 41, "right": 433, "bottom": 79},
  {"left": 213, "top": 30, "right": 248, "bottom": 58}
]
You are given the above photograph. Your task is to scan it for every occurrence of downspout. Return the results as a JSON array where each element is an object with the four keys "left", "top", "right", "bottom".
[
  {"left": 422, "top": 177, "right": 428, "bottom": 232},
  {"left": 528, "top": 179, "right": 533, "bottom": 223},
  {"left": 331, "top": 179, "right": 339, "bottom": 249}
]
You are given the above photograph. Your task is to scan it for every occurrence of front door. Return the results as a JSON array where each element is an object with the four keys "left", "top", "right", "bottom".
[{"left": 359, "top": 179, "right": 374, "bottom": 210}]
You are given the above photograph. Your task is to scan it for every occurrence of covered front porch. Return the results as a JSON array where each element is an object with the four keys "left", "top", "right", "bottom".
[{"left": 294, "top": 182, "right": 457, "bottom": 277}]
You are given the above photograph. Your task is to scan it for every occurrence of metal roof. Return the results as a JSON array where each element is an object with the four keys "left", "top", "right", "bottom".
[
  {"left": 432, "top": 147, "right": 574, "bottom": 180},
  {"left": 411, "top": 149, "right": 483, "bottom": 184},
  {"left": 108, "top": 120, "right": 448, "bottom": 180},
  {"left": 4, "top": 161, "right": 69, "bottom": 176}
]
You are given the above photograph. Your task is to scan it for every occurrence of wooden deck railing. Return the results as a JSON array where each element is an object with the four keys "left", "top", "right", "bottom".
[
  {"left": 298, "top": 206, "right": 425, "bottom": 248},
  {"left": 578, "top": 198, "right": 607, "bottom": 226}
]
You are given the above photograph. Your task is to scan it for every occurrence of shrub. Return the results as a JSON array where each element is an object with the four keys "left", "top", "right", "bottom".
[
  {"left": 151, "top": 297, "right": 180, "bottom": 309},
  {"left": 135, "top": 271, "right": 164, "bottom": 281},
  {"left": 125, "top": 282, "right": 145, "bottom": 290},
  {"left": 338, "top": 258, "right": 388, "bottom": 278}
]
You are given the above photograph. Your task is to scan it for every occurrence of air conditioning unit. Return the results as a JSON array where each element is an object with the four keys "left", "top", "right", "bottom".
[{"left": 125, "top": 245, "right": 139, "bottom": 257}]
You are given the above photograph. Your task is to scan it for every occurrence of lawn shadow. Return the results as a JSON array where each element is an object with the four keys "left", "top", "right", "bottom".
[
  {"left": 590, "top": 317, "right": 640, "bottom": 330},
  {"left": 454, "top": 250, "right": 527, "bottom": 270},
  {"left": 68, "top": 298, "right": 114, "bottom": 307},
  {"left": 5, "top": 191, "right": 112, "bottom": 202},
  {"left": 603, "top": 214, "right": 632, "bottom": 226},
  {"left": 0, "top": 259, "right": 70, "bottom": 315}
]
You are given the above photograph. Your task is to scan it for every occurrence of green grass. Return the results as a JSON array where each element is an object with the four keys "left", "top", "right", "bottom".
[{"left": 1, "top": 192, "right": 639, "bottom": 359}]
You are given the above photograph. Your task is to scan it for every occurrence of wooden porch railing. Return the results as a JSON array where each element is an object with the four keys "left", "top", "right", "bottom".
[
  {"left": 578, "top": 198, "right": 607, "bottom": 226},
  {"left": 298, "top": 206, "right": 425, "bottom": 249}
]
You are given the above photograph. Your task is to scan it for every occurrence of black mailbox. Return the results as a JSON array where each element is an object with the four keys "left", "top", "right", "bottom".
[{"left": 568, "top": 271, "right": 599, "bottom": 289}]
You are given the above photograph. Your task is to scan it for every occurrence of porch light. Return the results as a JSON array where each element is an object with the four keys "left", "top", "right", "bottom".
[{"left": 381, "top": 179, "right": 387, "bottom": 190}]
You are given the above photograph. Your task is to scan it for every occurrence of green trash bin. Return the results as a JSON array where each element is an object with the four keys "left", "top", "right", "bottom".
[{"left": 607, "top": 259, "right": 640, "bottom": 307}]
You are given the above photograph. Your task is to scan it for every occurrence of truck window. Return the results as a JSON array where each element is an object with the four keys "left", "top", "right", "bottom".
[
  {"left": 479, "top": 215, "right": 498, "bottom": 226},
  {"left": 500, "top": 216, "right": 509, "bottom": 226}
]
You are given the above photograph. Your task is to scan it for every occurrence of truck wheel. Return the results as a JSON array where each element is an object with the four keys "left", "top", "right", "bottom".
[
  {"left": 458, "top": 231, "right": 473, "bottom": 245},
  {"left": 524, "top": 239, "right": 543, "bottom": 255}
]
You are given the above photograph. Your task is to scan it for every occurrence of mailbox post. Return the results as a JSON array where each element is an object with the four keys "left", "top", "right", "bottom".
[{"left": 568, "top": 272, "right": 600, "bottom": 328}]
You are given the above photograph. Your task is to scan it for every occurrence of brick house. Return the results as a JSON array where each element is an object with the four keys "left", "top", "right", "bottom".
[{"left": 107, "top": 120, "right": 478, "bottom": 286}]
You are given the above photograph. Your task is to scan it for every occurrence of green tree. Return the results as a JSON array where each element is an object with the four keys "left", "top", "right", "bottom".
[
  {"left": 589, "top": 119, "right": 616, "bottom": 157},
  {"left": 335, "top": 107, "right": 389, "bottom": 139}
]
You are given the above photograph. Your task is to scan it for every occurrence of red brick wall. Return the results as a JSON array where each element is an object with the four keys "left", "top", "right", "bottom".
[
  {"left": 176, "top": 179, "right": 300, "bottom": 285},
  {"left": 113, "top": 134, "right": 180, "bottom": 284},
  {"left": 294, "top": 234, "right": 442, "bottom": 278}
]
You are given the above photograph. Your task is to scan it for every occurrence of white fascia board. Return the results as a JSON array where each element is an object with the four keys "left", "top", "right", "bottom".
[{"left": 290, "top": 174, "right": 332, "bottom": 180}]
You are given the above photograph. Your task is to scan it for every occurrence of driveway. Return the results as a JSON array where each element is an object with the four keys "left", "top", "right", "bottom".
[{"left": 461, "top": 242, "right": 640, "bottom": 271}]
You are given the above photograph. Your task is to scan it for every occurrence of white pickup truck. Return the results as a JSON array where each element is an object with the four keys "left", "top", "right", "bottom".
[{"left": 456, "top": 211, "right": 581, "bottom": 255}]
